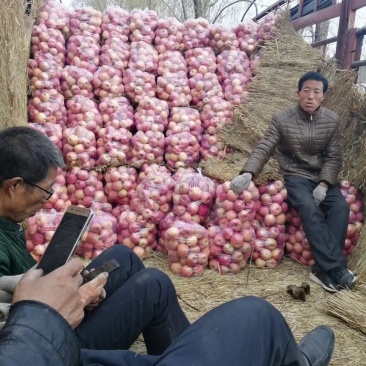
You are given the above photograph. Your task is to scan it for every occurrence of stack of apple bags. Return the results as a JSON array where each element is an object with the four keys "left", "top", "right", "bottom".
[{"left": 25, "top": 1, "right": 363, "bottom": 277}]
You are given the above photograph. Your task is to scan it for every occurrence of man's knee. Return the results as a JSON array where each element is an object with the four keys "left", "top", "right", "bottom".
[
  {"left": 137, "top": 268, "right": 176, "bottom": 293},
  {"left": 98, "top": 244, "right": 135, "bottom": 262},
  {"left": 226, "top": 296, "right": 280, "bottom": 319},
  {"left": 334, "top": 197, "right": 350, "bottom": 215}
]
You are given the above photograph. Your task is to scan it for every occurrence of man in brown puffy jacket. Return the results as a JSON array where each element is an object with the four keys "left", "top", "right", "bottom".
[{"left": 230, "top": 71, "right": 356, "bottom": 292}]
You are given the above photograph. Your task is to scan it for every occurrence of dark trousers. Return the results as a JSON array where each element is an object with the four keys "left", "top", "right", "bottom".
[
  {"left": 75, "top": 245, "right": 190, "bottom": 355},
  {"left": 285, "top": 175, "right": 349, "bottom": 273},
  {"left": 80, "top": 296, "right": 307, "bottom": 366}
]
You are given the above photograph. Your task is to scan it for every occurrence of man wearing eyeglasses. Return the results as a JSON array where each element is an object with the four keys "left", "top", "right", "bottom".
[{"left": 0, "top": 127, "right": 192, "bottom": 353}]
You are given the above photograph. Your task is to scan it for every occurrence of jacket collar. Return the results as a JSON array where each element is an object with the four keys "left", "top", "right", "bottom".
[{"left": 296, "top": 102, "right": 322, "bottom": 120}]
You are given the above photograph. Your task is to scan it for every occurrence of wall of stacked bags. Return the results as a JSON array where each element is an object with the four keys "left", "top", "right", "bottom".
[{"left": 25, "top": 1, "right": 363, "bottom": 277}]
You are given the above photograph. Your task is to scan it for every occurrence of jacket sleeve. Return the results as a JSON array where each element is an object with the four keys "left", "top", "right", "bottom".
[
  {"left": 240, "top": 116, "right": 281, "bottom": 176},
  {"left": 0, "top": 300, "right": 80, "bottom": 366},
  {"left": 319, "top": 119, "right": 342, "bottom": 186}
]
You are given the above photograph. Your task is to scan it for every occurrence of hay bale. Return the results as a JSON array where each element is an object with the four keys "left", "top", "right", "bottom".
[
  {"left": 199, "top": 11, "right": 323, "bottom": 182},
  {"left": 0, "top": 0, "right": 42, "bottom": 130}
]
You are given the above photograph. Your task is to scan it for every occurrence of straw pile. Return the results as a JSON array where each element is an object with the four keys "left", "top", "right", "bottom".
[
  {"left": 323, "top": 287, "right": 366, "bottom": 335},
  {"left": 128, "top": 254, "right": 366, "bottom": 365},
  {"left": 0, "top": 0, "right": 42, "bottom": 130},
  {"left": 349, "top": 225, "right": 366, "bottom": 282},
  {"left": 199, "top": 11, "right": 324, "bottom": 183},
  {"left": 321, "top": 66, "right": 366, "bottom": 191}
]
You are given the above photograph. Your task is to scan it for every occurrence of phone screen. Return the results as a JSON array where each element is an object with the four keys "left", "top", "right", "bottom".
[{"left": 37, "top": 208, "right": 92, "bottom": 275}]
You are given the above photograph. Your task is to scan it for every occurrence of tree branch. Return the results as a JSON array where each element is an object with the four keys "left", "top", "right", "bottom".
[
  {"left": 212, "top": 0, "right": 258, "bottom": 24},
  {"left": 159, "top": 0, "right": 181, "bottom": 19},
  {"left": 208, "top": 0, "right": 220, "bottom": 9},
  {"left": 241, "top": 0, "right": 258, "bottom": 21},
  {"left": 193, "top": 0, "right": 203, "bottom": 18},
  {"left": 181, "top": 0, "right": 188, "bottom": 21}
]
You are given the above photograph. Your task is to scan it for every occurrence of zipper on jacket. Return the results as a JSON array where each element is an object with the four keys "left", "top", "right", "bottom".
[{"left": 307, "top": 114, "right": 313, "bottom": 152}]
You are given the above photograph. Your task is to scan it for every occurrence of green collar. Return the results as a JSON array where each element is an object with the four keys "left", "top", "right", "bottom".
[{"left": 0, "top": 217, "right": 22, "bottom": 232}]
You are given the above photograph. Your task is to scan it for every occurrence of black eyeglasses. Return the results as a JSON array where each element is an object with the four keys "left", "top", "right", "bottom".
[{"left": 22, "top": 178, "right": 54, "bottom": 200}]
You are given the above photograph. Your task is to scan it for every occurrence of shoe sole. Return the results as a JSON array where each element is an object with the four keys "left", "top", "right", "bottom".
[
  {"left": 340, "top": 276, "right": 358, "bottom": 290},
  {"left": 309, "top": 273, "right": 339, "bottom": 293}
]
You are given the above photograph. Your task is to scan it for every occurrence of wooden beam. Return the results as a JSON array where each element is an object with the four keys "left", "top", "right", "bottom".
[
  {"left": 355, "top": 27, "right": 366, "bottom": 36},
  {"left": 298, "top": 0, "right": 305, "bottom": 17},
  {"left": 354, "top": 34, "right": 364, "bottom": 61},
  {"left": 351, "top": 0, "right": 366, "bottom": 10},
  {"left": 351, "top": 59, "right": 366, "bottom": 68},
  {"left": 336, "top": 0, "right": 351, "bottom": 66},
  {"left": 292, "top": 3, "right": 342, "bottom": 30},
  {"left": 311, "top": 36, "right": 338, "bottom": 48},
  {"left": 344, "top": 28, "right": 357, "bottom": 67},
  {"left": 252, "top": 0, "right": 288, "bottom": 21}
]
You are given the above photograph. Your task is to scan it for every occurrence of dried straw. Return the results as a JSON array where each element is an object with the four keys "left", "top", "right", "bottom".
[
  {"left": 322, "top": 289, "right": 366, "bottom": 335},
  {"left": 349, "top": 224, "right": 366, "bottom": 282},
  {"left": 0, "top": 0, "right": 42, "bottom": 130},
  {"left": 199, "top": 11, "right": 323, "bottom": 182},
  {"left": 320, "top": 66, "right": 366, "bottom": 191}
]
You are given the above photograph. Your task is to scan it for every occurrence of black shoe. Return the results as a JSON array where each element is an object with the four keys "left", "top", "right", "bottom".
[
  {"left": 298, "top": 325, "right": 335, "bottom": 366},
  {"left": 328, "top": 266, "right": 357, "bottom": 289},
  {"left": 309, "top": 272, "right": 339, "bottom": 293}
]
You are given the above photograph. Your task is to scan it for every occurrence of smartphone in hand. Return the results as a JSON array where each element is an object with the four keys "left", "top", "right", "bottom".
[
  {"left": 82, "top": 259, "right": 120, "bottom": 285},
  {"left": 37, "top": 206, "right": 93, "bottom": 275}
]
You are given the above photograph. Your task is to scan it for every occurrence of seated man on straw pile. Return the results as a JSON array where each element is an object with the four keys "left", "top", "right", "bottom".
[
  {"left": 0, "top": 259, "right": 335, "bottom": 366},
  {"left": 231, "top": 71, "right": 356, "bottom": 293}
]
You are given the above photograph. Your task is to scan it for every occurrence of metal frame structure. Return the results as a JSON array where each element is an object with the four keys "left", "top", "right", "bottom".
[{"left": 253, "top": 0, "right": 366, "bottom": 69}]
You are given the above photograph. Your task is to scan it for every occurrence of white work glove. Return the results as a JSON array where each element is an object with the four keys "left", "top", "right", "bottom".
[
  {"left": 230, "top": 172, "right": 252, "bottom": 193},
  {"left": 313, "top": 184, "right": 328, "bottom": 206}
]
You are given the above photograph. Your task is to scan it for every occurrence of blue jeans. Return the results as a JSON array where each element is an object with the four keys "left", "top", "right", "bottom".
[
  {"left": 80, "top": 296, "right": 307, "bottom": 366},
  {"left": 75, "top": 245, "right": 190, "bottom": 355}
]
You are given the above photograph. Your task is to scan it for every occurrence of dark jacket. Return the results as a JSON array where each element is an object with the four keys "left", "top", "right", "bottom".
[
  {"left": 241, "top": 103, "right": 341, "bottom": 185},
  {"left": 0, "top": 300, "right": 80, "bottom": 365},
  {"left": 0, "top": 218, "right": 36, "bottom": 277}
]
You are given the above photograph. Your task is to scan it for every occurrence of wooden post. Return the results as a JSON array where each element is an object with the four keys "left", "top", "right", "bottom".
[
  {"left": 335, "top": 0, "right": 355, "bottom": 67},
  {"left": 298, "top": 0, "right": 304, "bottom": 17},
  {"left": 354, "top": 34, "right": 365, "bottom": 62},
  {"left": 344, "top": 28, "right": 357, "bottom": 68}
]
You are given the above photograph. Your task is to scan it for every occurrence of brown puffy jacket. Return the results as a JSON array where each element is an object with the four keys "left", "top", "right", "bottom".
[{"left": 240, "top": 103, "right": 341, "bottom": 185}]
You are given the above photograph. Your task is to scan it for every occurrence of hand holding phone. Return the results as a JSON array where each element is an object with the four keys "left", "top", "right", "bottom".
[
  {"left": 79, "top": 272, "right": 108, "bottom": 309},
  {"left": 37, "top": 206, "right": 93, "bottom": 275},
  {"left": 80, "top": 259, "right": 120, "bottom": 309}
]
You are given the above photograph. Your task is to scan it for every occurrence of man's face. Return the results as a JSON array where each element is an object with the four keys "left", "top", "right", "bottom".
[
  {"left": 297, "top": 79, "right": 325, "bottom": 114},
  {"left": 9, "top": 167, "right": 57, "bottom": 223}
]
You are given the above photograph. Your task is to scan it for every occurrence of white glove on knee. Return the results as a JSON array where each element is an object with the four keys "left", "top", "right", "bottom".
[
  {"left": 313, "top": 184, "right": 328, "bottom": 206},
  {"left": 230, "top": 172, "right": 252, "bottom": 193}
]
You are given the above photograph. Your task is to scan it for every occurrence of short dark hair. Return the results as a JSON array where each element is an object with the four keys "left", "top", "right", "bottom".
[
  {"left": 0, "top": 127, "right": 64, "bottom": 186},
  {"left": 298, "top": 72, "right": 328, "bottom": 93}
]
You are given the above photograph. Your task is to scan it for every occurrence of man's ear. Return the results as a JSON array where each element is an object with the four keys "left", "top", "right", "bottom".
[
  {"left": 3, "top": 178, "right": 23, "bottom": 195},
  {"left": 296, "top": 90, "right": 300, "bottom": 99}
]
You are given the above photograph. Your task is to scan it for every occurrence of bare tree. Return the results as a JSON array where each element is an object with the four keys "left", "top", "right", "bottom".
[{"left": 71, "top": 0, "right": 254, "bottom": 23}]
